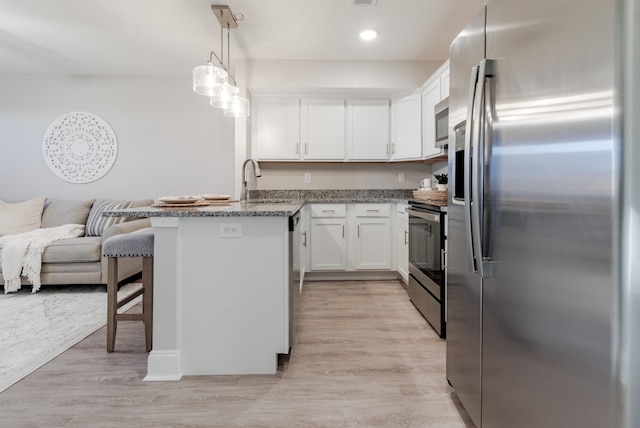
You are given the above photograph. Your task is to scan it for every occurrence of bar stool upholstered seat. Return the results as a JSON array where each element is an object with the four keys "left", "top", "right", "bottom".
[{"left": 102, "top": 227, "right": 154, "bottom": 352}]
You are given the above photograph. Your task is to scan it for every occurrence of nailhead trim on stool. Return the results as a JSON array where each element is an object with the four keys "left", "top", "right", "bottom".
[
  {"left": 102, "top": 227, "right": 154, "bottom": 352},
  {"left": 103, "top": 227, "right": 154, "bottom": 257}
]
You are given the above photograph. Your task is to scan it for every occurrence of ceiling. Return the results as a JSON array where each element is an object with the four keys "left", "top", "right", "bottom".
[{"left": 0, "top": 0, "right": 485, "bottom": 77}]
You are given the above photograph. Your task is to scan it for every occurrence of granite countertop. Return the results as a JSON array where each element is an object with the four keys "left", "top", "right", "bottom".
[
  {"left": 248, "top": 189, "right": 413, "bottom": 203},
  {"left": 103, "top": 189, "right": 416, "bottom": 218},
  {"left": 103, "top": 200, "right": 305, "bottom": 218}
]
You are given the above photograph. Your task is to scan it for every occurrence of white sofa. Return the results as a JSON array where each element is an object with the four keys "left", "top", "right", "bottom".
[{"left": 0, "top": 197, "right": 152, "bottom": 289}]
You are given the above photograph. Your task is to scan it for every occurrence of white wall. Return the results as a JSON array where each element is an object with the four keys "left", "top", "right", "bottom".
[
  {"left": 0, "top": 75, "right": 235, "bottom": 202},
  {"left": 256, "top": 162, "right": 432, "bottom": 190},
  {"left": 242, "top": 59, "right": 441, "bottom": 95},
  {"left": 0, "top": 60, "right": 444, "bottom": 203}
]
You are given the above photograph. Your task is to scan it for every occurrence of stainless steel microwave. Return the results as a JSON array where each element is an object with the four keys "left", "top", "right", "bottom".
[{"left": 434, "top": 97, "right": 449, "bottom": 147}]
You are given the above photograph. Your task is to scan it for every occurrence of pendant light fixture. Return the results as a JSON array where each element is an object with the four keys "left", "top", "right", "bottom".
[{"left": 193, "top": 5, "right": 249, "bottom": 118}]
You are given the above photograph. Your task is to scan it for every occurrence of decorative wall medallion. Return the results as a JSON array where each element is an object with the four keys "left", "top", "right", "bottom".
[{"left": 42, "top": 112, "right": 118, "bottom": 183}]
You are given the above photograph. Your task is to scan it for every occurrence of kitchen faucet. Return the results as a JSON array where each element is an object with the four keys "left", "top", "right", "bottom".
[{"left": 240, "top": 158, "right": 262, "bottom": 203}]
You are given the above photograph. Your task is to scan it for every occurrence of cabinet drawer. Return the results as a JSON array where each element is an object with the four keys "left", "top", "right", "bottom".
[
  {"left": 310, "top": 204, "right": 346, "bottom": 218},
  {"left": 355, "top": 203, "right": 390, "bottom": 217}
]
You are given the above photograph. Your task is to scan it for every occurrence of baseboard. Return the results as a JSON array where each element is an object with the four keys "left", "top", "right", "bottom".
[
  {"left": 304, "top": 271, "right": 402, "bottom": 282},
  {"left": 144, "top": 350, "right": 182, "bottom": 381}
]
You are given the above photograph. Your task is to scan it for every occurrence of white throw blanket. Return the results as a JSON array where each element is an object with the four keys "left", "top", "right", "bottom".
[{"left": 0, "top": 224, "right": 85, "bottom": 293}]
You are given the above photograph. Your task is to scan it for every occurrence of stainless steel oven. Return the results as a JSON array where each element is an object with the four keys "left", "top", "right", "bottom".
[{"left": 407, "top": 201, "right": 446, "bottom": 337}]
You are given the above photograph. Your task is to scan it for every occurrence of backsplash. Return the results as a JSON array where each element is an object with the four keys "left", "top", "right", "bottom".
[{"left": 254, "top": 162, "right": 433, "bottom": 190}]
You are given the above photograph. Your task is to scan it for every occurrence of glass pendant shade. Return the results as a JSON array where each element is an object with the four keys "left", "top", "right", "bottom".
[
  {"left": 193, "top": 62, "right": 228, "bottom": 96},
  {"left": 224, "top": 96, "right": 250, "bottom": 117},
  {"left": 209, "top": 82, "right": 240, "bottom": 109}
]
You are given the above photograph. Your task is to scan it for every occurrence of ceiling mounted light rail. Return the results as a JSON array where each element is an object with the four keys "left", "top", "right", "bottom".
[{"left": 192, "top": 5, "right": 249, "bottom": 117}]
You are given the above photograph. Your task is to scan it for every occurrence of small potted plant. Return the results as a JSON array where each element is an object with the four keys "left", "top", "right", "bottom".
[{"left": 434, "top": 173, "right": 448, "bottom": 191}]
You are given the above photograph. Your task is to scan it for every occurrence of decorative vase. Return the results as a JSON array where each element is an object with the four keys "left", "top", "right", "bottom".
[{"left": 436, "top": 184, "right": 448, "bottom": 191}]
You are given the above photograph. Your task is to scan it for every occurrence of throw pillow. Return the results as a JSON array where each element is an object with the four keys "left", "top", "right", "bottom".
[
  {"left": 41, "top": 199, "right": 96, "bottom": 229},
  {"left": 85, "top": 200, "right": 133, "bottom": 237},
  {"left": 0, "top": 196, "right": 46, "bottom": 236}
]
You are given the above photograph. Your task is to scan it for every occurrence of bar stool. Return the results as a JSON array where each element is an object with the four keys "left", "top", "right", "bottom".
[{"left": 102, "top": 227, "right": 154, "bottom": 352}]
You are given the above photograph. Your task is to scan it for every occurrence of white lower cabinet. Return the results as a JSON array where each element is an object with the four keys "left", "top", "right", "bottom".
[
  {"left": 396, "top": 203, "right": 409, "bottom": 283},
  {"left": 310, "top": 219, "right": 346, "bottom": 270},
  {"left": 308, "top": 203, "right": 396, "bottom": 273},
  {"left": 309, "top": 204, "right": 347, "bottom": 271},
  {"left": 354, "top": 203, "right": 391, "bottom": 270}
]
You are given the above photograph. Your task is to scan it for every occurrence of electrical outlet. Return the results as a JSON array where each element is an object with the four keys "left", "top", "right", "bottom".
[
  {"left": 219, "top": 223, "right": 242, "bottom": 238},
  {"left": 399, "top": 172, "right": 406, "bottom": 183},
  {"left": 304, "top": 173, "right": 311, "bottom": 183}
]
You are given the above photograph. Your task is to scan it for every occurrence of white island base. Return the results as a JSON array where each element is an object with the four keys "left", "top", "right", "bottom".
[{"left": 143, "top": 215, "right": 291, "bottom": 380}]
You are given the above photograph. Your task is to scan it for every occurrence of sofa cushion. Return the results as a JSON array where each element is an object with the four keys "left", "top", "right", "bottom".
[
  {"left": 41, "top": 236, "right": 102, "bottom": 263},
  {"left": 0, "top": 196, "right": 46, "bottom": 236},
  {"left": 85, "top": 200, "right": 133, "bottom": 237},
  {"left": 41, "top": 199, "right": 96, "bottom": 230}
]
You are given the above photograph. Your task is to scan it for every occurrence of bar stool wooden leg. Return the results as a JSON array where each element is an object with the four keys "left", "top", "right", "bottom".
[
  {"left": 107, "top": 257, "right": 118, "bottom": 353},
  {"left": 143, "top": 256, "right": 154, "bottom": 352}
]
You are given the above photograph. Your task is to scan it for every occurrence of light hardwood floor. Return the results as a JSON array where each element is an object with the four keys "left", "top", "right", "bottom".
[{"left": 0, "top": 280, "right": 474, "bottom": 427}]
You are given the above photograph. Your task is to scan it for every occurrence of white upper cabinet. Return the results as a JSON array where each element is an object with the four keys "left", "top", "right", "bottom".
[
  {"left": 441, "top": 66, "right": 450, "bottom": 98},
  {"left": 390, "top": 92, "right": 422, "bottom": 160},
  {"left": 421, "top": 60, "right": 449, "bottom": 159},
  {"left": 300, "top": 98, "right": 345, "bottom": 160},
  {"left": 346, "top": 99, "right": 390, "bottom": 161},
  {"left": 252, "top": 97, "right": 300, "bottom": 160}
]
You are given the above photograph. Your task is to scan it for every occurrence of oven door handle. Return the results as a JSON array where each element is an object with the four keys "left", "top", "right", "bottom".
[{"left": 407, "top": 208, "right": 440, "bottom": 223}]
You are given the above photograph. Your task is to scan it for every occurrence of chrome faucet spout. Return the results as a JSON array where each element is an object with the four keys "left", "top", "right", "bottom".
[{"left": 241, "top": 158, "right": 262, "bottom": 203}]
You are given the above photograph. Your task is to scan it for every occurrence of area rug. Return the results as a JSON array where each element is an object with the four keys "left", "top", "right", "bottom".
[{"left": 0, "top": 284, "right": 141, "bottom": 393}]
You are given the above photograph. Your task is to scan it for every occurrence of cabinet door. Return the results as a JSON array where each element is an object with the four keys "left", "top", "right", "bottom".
[
  {"left": 301, "top": 99, "right": 345, "bottom": 160},
  {"left": 252, "top": 97, "right": 300, "bottom": 160},
  {"left": 310, "top": 218, "right": 347, "bottom": 270},
  {"left": 397, "top": 219, "right": 409, "bottom": 282},
  {"left": 391, "top": 93, "right": 422, "bottom": 160},
  {"left": 421, "top": 79, "right": 442, "bottom": 158},
  {"left": 440, "top": 61, "right": 450, "bottom": 99},
  {"left": 299, "top": 213, "right": 307, "bottom": 294},
  {"left": 355, "top": 218, "right": 391, "bottom": 270},
  {"left": 346, "top": 100, "right": 390, "bottom": 160}
]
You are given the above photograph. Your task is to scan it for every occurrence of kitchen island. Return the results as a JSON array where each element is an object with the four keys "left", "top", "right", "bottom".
[{"left": 104, "top": 201, "right": 304, "bottom": 379}]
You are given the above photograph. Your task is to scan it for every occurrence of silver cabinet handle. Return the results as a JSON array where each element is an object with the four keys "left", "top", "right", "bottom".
[
  {"left": 296, "top": 142, "right": 300, "bottom": 155},
  {"left": 357, "top": 224, "right": 360, "bottom": 238},
  {"left": 302, "top": 231, "right": 307, "bottom": 247},
  {"left": 404, "top": 230, "right": 408, "bottom": 245},
  {"left": 342, "top": 225, "right": 345, "bottom": 238}
]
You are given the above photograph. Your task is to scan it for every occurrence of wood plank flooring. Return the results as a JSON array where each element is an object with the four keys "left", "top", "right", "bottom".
[{"left": 0, "top": 280, "right": 474, "bottom": 427}]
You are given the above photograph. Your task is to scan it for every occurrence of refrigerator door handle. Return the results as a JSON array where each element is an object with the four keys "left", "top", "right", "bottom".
[
  {"left": 471, "top": 59, "right": 496, "bottom": 278},
  {"left": 464, "top": 64, "right": 480, "bottom": 273}
]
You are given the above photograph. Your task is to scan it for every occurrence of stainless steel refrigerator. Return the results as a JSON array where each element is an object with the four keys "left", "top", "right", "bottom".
[{"left": 446, "top": 0, "right": 640, "bottom": 427}]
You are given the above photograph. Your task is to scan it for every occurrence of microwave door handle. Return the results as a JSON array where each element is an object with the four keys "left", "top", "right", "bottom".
[{"left": 465, "top": 64, "right": 480, "bottom": 273}]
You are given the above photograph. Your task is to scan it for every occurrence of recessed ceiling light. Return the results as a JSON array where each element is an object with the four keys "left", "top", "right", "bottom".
[
  {"left": 359, "top": 29, "right": 379, "bottom": 40},
  {"left": 351, "top": 0, "right": 378, "bottom": 6}
]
